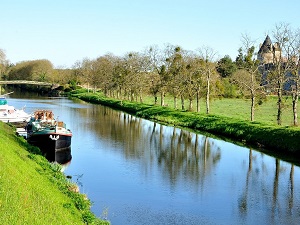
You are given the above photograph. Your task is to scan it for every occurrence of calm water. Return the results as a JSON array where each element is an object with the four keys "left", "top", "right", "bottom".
[{"left": 7, "top": 93, "right": 300, "bottom": 225}]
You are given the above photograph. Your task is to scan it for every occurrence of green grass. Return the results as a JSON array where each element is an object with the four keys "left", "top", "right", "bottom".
[
  {"left": 142, "top": 95, "right": 294, "bottom": 126},
  {"left": 0, "top": 122, "right": 109, "bottom": 225}
]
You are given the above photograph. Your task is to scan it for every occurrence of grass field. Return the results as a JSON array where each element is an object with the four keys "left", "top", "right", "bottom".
[
  {"left": 0, "top": 122, "right": 109, "bottom": 225},
  {"left": 142, "top": 95, "right": 295, "bottom": 126}
]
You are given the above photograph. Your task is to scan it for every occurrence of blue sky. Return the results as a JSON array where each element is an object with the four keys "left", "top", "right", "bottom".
[{"left": 1, "top": 0, "right": 299, "bottom": 68}]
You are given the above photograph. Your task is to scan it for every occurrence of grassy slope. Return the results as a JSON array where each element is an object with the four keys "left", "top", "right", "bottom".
[
  {"left": 0, "top": 122, "right": 109, "bottom": 225},
  {"left": 70, "top": 91, "right": 300, "bottom": 158}
]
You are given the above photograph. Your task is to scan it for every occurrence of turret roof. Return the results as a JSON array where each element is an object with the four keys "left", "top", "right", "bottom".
[{"left": 258, "top": 35, "right": 272, "bottom": 54}]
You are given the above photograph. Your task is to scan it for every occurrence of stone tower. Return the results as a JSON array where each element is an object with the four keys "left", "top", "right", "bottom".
[{"left": 257, "top": 35, "right": 281, "bottom": 64}]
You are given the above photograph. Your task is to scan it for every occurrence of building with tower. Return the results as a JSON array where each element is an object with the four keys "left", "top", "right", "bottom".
[{"left": 257, "top": 35, "right": 281, "bottom": 64}]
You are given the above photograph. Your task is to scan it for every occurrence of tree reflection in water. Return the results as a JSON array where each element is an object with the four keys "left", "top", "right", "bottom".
[
  {"left": 238, "top": 148, "right": 299, "bottom": 224},
  {"left": 87, "top": 106, "right": 222, "bottom": 188},
  {"left": 155, "top": 125, "right": 221, "bottom": 188}
]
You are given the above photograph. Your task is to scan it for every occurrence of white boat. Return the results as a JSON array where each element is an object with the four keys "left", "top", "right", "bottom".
[{"left": 0, "top": 95, "right": 32, "bottom": 123}]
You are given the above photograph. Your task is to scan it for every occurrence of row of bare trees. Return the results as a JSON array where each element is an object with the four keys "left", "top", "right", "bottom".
[
  {"left": 270, "top": 24, "right": 300, "bottom": 125},
  {"left": 72, "top": 44, "right": 219, "bottom": 114}
]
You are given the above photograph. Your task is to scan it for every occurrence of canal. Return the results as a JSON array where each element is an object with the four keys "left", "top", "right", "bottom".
[{"left": 8, "top": 93, "right": 300, "bottom": 225}]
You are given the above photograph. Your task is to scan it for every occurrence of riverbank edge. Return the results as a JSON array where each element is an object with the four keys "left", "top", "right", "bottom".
[
  {"left": 70, "top": 91, "right": 300, "bottom": 158},
  {"left": 0, "top": 122, "right": 109, "bottom": 225}
]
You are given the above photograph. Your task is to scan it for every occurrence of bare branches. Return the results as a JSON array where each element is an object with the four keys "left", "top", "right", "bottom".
[
  {"left": 232, "top": 34, "right": 264, "bottom": 121},
  {"left": 196, "top": 46, "right": 218, "bottom": 63},
  {"left": 266, "top": 23, "right": 300, "bottom": 125}
]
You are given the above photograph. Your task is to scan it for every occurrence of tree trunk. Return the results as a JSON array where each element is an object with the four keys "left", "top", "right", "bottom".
[
  {"left": 139, "top": 93, "right": 143, "bottom": 103},
  {"left": 292, "top": 92, "right": 298, "bottom": 126},
  {"left": 277, "top": 82, "right": 282, "bottom": 125},
  {"left": 181, "top": 94, "right": 185, "bottom": 110},
  {"left": 174, "top": 96, "right": 177, "bottom": 109},
  {"left": 206, "top": 74, "right": 210, "bottom": 114},
  {"left": 117, "top": 87, "right": 121, "bottom": 99},
  {"left": 130, "top": 89, "right": 133, "bottom": 101},
  {"left": 196, "top": 91, "right": 200, "bottom": 112},
  {"left": 251, "top": 94, "right": 255, "bottom": 121},
  {"left": 161, "top": 91, "right": 165, "bottom": 106},
  {"left": 189, "top": 99, "right": 193, "bottom": 111},
  {"left": 154, "top": 95, "right": 158, "bottom": 105},
  {"left": 127, "top": 91, "right": 130, "bottom": 100}
]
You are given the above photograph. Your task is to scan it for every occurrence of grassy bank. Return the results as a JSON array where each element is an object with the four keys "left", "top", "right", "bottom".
[
  {"left": 70, "top": 90, "right": 300, "bottom": 158},
  {"left": 0, "top": 122, "right": 109, "bottom": 225}
]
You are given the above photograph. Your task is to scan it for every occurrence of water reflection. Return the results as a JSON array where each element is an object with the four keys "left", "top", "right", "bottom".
[
  {"left": 55, "top": 147, "right": 72, "bottom": 164},
  {"left": 42, "top": 146, "right": 72, "bottom": 164},
  {"left": 237, "top": 150, "right": 300, "bottom": 225}
]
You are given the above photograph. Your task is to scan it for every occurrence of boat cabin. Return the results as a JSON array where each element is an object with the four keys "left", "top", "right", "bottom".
[
  {"left": 31, "top": 110, "right": 66, "bottom": 128},
  {"left": 34, "top": 110, "right": 54, "bottom": 121}
]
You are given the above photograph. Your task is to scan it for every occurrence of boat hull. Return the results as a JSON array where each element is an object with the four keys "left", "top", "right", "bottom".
[
  {"left": 0, "top": 115, "right": 31, "bottom": 123},
  {"left": 27, "top": 132, "right": 72, "bottom": 153}
]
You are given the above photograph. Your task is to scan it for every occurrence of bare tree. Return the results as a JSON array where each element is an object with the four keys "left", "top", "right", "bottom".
[
  {"left": 145, "top": 45, "right": 165, "bottom": 105},
  {"left": 232, "top": 34, "right": 264, "bottom": 121},
  {"left": 286, "top": 28, "right": 300, "bottom": 126},
  {"left": 122, "top": 52, "right": 149, "bottom": 102},
  {"left": 111, "top": 56, "right": 126, "bottom": 99},
  {"left": 81, "top": 58, "right": 102, "bottom": 93},
  {"left": 268, "top": 23, "right": 296, "bottom": 125},
  {"left": 181, "top": 53, "right": 205, "bottom": 112},
  {"left": 93, "top": 55, "right": 113, "bottom": 97},
  {"left": 168, "top": 46, "right": 185, "bottom": 109},
  {"left": 148, "top": 71, "right": 160, "bottom": 104},
  {"left": 71, "top": 60, "right": 85, "bottom": 88},
  {"left": 145, "top": 44, "right": 176, "bottom": 106},
  {"left": 197, "top": 46, "right": 218, "bottom": 114}
]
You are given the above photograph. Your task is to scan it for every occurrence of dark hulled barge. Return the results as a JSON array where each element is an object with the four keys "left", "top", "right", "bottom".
[{"left": 26, "top": 110, "right": 72, "bottom": 155}]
